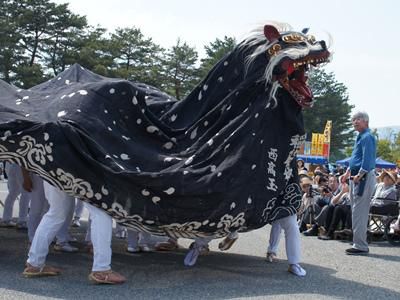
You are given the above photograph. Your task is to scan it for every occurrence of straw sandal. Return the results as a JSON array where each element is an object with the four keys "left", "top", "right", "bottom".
[
  {"left": 154, "top": 239, "right": 179, "bottom": 251},
  {"left": 23, "top": 263, "right": 61, "bottom": 277},
  {"left": 218, "top": 235, "right": 238, "bottom": 251},
  {"left": 88, "top": 270, "right": 126, "bottom": 285}
]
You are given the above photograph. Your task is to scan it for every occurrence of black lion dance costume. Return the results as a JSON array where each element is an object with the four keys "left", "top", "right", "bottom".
[{"left": 0, "top": 23, "right": 330, "bottom": 240}]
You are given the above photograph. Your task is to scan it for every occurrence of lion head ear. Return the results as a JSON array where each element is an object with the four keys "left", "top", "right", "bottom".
[
  {"left": 264, "top": 25, "right": 281, "bottom": 43},
  {"left": 301, "top": 28, "right": 309, "bottom": 34}
]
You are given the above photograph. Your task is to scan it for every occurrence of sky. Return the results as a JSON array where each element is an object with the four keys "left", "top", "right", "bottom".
[{"left": 53, "top": 0, "right": 399, "bottom": 128}]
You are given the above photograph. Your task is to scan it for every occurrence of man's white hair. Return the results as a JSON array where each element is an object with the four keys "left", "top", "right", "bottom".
[{"left": 352, "top": 111, "right": 369, "bottom": 122}]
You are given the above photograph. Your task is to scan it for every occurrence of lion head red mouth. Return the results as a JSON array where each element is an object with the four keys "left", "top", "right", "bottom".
[
  {"left": 263, "top": 25, "right": 331, "bottom": 108},
  {"left": 277, "top": 52, "right": 330, "bottom": 108}
]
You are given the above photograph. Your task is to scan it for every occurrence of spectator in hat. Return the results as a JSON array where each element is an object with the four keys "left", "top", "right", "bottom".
[
  {"left": 369, "top": 170, "right": 397, "bottom": 215},
  {"left": 297, "top": 158, "right": 308, "bottom": 174}
]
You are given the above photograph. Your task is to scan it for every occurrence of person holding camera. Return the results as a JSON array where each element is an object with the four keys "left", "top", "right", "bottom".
[
  {"left": 318, "top": 179, "right": 352, "bottom": 240},
  {"left": 304, "top": 174, "right": 342, "bottom": 236},
  {"left": 341, "top": 112, "right": 376, "bottom": 255},
  {"left": 298, "top": 176, "right": 323, "bottom": 234}
]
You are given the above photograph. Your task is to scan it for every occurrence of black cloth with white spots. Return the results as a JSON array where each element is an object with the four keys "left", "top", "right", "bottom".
[{"left": 0, "top": 44, "right": 304, "bottom": 238}]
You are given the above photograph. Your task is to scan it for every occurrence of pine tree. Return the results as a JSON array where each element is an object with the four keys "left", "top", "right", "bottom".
[
  {"left": 163, "top": 39, "right": 199, "bottom": 100},
  {"left": 198, "top": 36, "right": 236, "bottom": 79}
]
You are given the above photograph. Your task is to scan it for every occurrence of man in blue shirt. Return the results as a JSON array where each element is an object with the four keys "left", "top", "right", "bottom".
[{"left": 342, "top": 112, "right": 376, "bottom": 255}]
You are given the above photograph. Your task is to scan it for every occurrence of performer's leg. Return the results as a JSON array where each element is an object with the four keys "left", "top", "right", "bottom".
[
  {"left": 127, "top": 229, "right": 140, "bottom": 252},
  {"left": 280, "top": 214, "right": 301, "bottom": 265},
  {"left": 280, "top": 214, "right": 306, "bottom": 277},
  {"left": 54, "top": 194, "right": 77, "bottom": 252},
  {"left": 26, "top": 182, "right": 72, "bottom": 269},
  {"left": 85, "top": 203, "right": 126, "bottom": 284},
  {"left": 115, "top": 223, "right": 127, "bottom": 239},
  {"left": 17, "top": 190, "right": 30, "bottom": 225},
  {"left": 84, "top": 203, "right": 113, "bottom": 272},
  {"left": 85, "top": 217, "right": 92, "bottom": 243},
  {"left": 266, "top": 221, "right": 282, "bottom": 262},
  {"left": 74, "top": 198, "right": 84, "bottom": 218},
  {"left": 1, "top": 164, "right": 21, "bottom": 224},
  {"left": 84, "top": 215, "right": 92, "bottom": 253},
  {"left": 139, "top": 231, "right": 154, "bottom": 252},
  {"left": 268, "top": 221, "right": 282, "bottom": 255},
  {"left": 27, "top": 175, "right": 48, "bottom": 242},
  {"left": 218, "top": 230, "right": 239, "bottom": 251},
  {"left": 55, "top": 197, "right": 75, "bottom": 240},
  {"left": 72, "top": 198, "right": 84, "bottom": 227},
  {"left": 184, "top": 236, "right": 212, "bottom": 267}
]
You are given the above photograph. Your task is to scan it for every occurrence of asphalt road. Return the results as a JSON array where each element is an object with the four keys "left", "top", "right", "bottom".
[{"left": 0, "top": 181, "right": 399, "bottom": 300}]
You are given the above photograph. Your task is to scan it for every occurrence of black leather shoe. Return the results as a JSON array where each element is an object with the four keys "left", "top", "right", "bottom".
[{"left": 302, "top": 225, "right": 318, "bottom": 236}]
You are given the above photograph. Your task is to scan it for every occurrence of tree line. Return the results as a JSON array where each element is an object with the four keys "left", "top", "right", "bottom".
[{"left": 0, "top": 0, "right": 356, "bottom": 160}]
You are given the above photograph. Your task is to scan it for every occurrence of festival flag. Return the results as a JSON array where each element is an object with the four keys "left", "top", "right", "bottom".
[
  {"left": 323, "top": 120, "right": 332, "bottom": 143},
  {"left": 311, "top": 133, "right": 319, "bottom": 155},
  {"left": 323, "top": 143, "right": 330, "bottom": 157},
  {"left": 318, "top": 134, "right": 325, "bottom": 155}
]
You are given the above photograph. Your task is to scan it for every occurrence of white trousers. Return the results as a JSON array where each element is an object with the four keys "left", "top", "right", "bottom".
[
  {"left": 27, "top": 182, "right": 74, "bottom": 267},
  {"left": 53, "top": 195, "right": 76, "bottom": 244},
  {"left": 2, "top": 163, "right": 30, "bottom": 223},
  {"left": 127, "top": 228, "right": 152, "bottom": 248},
  {"left": 84, "top": 202, "right": 113, "bottom": 272},
  {"left": 74, "top": 199, "right": 84, "bottom": 219},
  {"left": 27, "top": 174, "right": 49, "bottom": 242},
  {"left": 267, "top": 214, "right": 301, "bottom": 265}
]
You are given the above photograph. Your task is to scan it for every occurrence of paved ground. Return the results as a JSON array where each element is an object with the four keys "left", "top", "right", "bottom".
[{"left": 0, "top": 181, "right": 399, "bottom": 300}]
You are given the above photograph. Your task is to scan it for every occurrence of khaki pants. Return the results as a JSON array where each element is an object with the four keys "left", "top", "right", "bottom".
[{"left": 349, "top": 170, "right": 376, "bottom": 251}]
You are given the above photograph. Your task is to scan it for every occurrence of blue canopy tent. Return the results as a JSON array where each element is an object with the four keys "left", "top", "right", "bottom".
[
  {"left": 375, "top": 157, "right": 397, "bottom": 169},
  {"left": 335, "top": 157, "right": 351, "bottom": 166},
  {"left": 297, "top": 155, "right": 328, "bottom": 165},
  {"left": 336, "top": 157, "right": 397, "bottom": 169}
]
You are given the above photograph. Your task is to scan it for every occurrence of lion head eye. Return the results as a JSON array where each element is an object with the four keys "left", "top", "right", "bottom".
[{"left": 267, "top": 44, "right": 282, "bottom": 56}]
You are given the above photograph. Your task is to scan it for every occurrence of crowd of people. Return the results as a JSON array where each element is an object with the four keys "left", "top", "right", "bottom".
[
  {"left": 296, "top": 111, "right": 400, "bottom": 257},
  {"left": 296, "top": 159, "right": 400, "bottom": 244},
  {"left": 296, "top": 111, "right": 400, "bottom": 256}
]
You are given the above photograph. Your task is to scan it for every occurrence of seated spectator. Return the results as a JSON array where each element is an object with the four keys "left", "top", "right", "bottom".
[
  {"left": 318, "top": 182, "right": 352, "bottom": 240},
  {"left": 395, "top": 173, "right": 400, "bottom": 202},
  {"left": 394, "top": 174, "right": 400, "bottom": 233},
  {"left": 369, "top": 170, "right": 398, "bottom": 216},
  {"left": 298, "top": 176, "right": 323, "bottom": 233},
  {"left": 304, "top": 174, "right": 343, "bottom": 236},
  {"left": 314, "top": 174, "right": 334, "bottom": 207}
]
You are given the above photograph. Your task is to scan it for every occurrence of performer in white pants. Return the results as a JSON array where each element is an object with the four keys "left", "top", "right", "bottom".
[
  {"left": 22, "top": 170, "right": 76, "bottom": 249},
  {"left": 126, "top": 229, "right": 153, "bottom": 253},
  {"left": 0, "top": 163, "right": 30, "bottom": 228},
  {"left": 23, "top": 181, "right": 126, "bottom": 284},
  {"left": 23, "top": 171, "right": 49, "bottom": 243},
  {"left": 72, "top": 199, "right": 84, "bottom": 227},
  {"left": 266, "top": 214, "right": 306, "bottom": 277},
  {"left": 183, "top": 236, "right": 212, "bottom": 267},
  {"left": 53, "top": 198, "right": 77, "bottom": 252}
]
